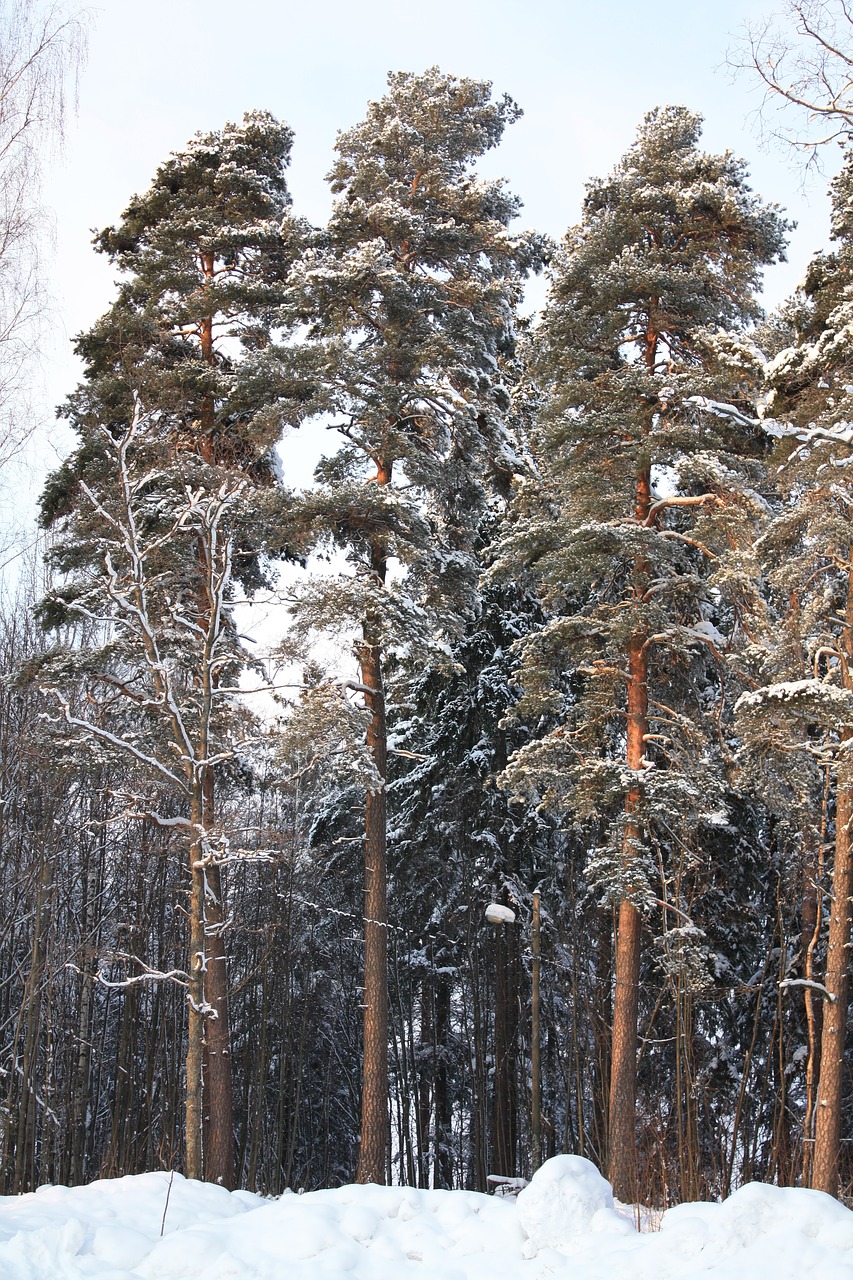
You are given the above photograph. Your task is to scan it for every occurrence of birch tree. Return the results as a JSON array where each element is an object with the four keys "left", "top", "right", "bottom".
[
  {"left": 737, "top": 1, "right": 853, "bottom": 163},
  {"left": 0, "top": 1, "right": 86, "bottom": 508}
]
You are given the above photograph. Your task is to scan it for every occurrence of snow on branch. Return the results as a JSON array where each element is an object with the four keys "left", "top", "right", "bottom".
[
  {"left": 780, "top": 977, "right": 837, "bottom": 1001},
  {"left": 42, "top": 690, "right": 191, "bottom": 792},
  {"left": 94, "top": 956, "right": 190, "bottom": 990}
]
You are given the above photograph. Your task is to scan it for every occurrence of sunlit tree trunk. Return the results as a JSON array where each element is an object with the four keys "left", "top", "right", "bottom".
[
  {"left": 608, "top": 460, "right": 650, "bottom": 1204},
  {"left": 812, "top": 558, "right": 853, "bottom": 1196}
]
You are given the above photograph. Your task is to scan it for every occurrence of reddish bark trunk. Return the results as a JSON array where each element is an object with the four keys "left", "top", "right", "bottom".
[
  {"left": 199, "top": 250, "right": 215, "bottom": 461},
  {"left": 812, "top": 568, "right": 853, "bottom": 1195},
  {"left": 812, "top": 562, "right": 853, "bottom": 1196},
  {"left": 608, "top": 463, "right": 651, "bottom": 1203},
  {"left": 811, "top": 779, "right": 853, "bottom": 1195},
  {"left": 355, "top": 633, "right": 389, "bottom": 1183},
  {"left": 356, "top": 479, "right": 391, "bottom": 1184}
]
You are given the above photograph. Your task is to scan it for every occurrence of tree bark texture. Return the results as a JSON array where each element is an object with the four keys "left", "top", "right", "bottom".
[
  {"left": 812, "top": 768, "right": 853, "bottom": 1194},
  {"left": 812, "top": 562, "right": 853, "bottom": 1197},
  {"left": 355, "top": 632, "right": 390, "bottom": 1183},
  {"left": 608, "top": 463, "right": 651, "bottom": 1204}
]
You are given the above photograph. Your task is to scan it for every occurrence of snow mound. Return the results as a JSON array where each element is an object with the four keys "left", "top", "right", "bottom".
[
  {"left": 0, "top": 1163, "right": 850, "bottom": 1280},
  {"left": 658, "top": 1181, "right": 853, "bottom": 1275},
  {"left": 516, "top": 1155, "right": 634, "bottom": 1250}
]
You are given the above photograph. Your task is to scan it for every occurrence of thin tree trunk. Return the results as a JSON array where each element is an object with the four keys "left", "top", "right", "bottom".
[
  {"left": 185, "top": 788, "right": 205, "bottom": 1181},
  {"left": 70, "top": 821, "right": 102, "bottom": 1185},
  {"left": 434, "top": 978, "right": 453, "bottom": 1189},
  {"left": 13, "top": 842, "right": 51, "bottom": 1193},
  {"left": 416, "top": 980, "right": 433, "bottom": 1188},
  {"left": 801, "top": 796, "right": 825, "bottom": 1187},
  {"left": 493, "top": 921, "right": 512, "bottom": 1176},
  {"left": 589, "top": 903, "right": 612, "bottom": 1167},
  {"left": 531, "top": 889, "right": 542, "bottom": 1175},
  {"left": 202, "top": 770, "right": 235, "bottom": 1188},
  {"left": 470, "top": 929, "right": 488, "bottom": 1191}
]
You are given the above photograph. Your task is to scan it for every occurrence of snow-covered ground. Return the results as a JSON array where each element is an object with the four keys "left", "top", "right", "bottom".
[{"left": 0, "top": 1154, "right": 851, "bottom": 1280}]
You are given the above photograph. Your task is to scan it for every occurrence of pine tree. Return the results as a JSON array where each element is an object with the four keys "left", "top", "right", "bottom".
[
  {"left": 284, "top": 68, "right": 543, "bottom": 1183},
  {"left": 737, "top": 150, "right": 853, "bottom": 1195},
  {"left": 491, "top": 106, "right": 787, "bottom": 1200},
  {"left": 39, "top": 110, "right": 303, "bottom": 1188}
]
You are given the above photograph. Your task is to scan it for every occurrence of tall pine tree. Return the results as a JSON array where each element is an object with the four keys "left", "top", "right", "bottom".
[
  {"left": 284, "top": 69, "right": 543, "bottom": 1183},
  {"left": 492, "top": 106, "right": 786, "bottom": 1199},
  {"left": 737, "top": 148, "right": 853, "bottom": 1195},
  {"left": 40, "top": 110, "right": 303, "bottom": 1187}
]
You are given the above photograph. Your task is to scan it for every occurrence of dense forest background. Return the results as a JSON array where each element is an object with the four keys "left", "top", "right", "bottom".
[{"left": 2, "top": 0, "right": 853, "bottom": 1210}]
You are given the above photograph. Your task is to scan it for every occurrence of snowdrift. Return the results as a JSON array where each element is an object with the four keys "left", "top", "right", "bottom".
[{"left": 0, "top": 1155, "right": 850, "bottom": 1280}]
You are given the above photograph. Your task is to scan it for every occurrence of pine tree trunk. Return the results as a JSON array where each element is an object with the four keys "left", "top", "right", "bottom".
[
  {"left": 355, "top": 629, "right": 390, "bottom": 1183},
  {"left": 609, "top": 897, "right": 641, "bottom": 1200},
  {"left": 810, "top": 780, "right": 852, "bottom": 1196},
  {"left": 201, "top": 769, "right": 235, "bottom": 1188},
  {"left": 198, "top": 250, "right": 216, "bottom": 462},
  {"left": 607, "top": 460, "right": 651, "bottom": 1204},
  {"left": 811, "top": 772, "right": 853, "bottom": 1194},
  {"left": 811, "top": 563, "right": 853, "bottom": 1197}
]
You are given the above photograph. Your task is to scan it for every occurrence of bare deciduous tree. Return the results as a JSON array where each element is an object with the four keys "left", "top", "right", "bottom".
[
  {"left": 735, "top": 1, "right": 853, "bottom": 164},
  {"left": 0, "top": 1, "right": 87, "bottom": 525}
]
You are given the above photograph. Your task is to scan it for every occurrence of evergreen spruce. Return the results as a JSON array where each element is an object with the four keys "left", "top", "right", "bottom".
[{"left": 388, "top": 575, "right": 554, "bottom": 1186}]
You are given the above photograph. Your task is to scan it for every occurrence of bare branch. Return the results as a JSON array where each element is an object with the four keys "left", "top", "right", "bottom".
[{"left": 732, "top": 1, "right": 853, "bottom": 165}]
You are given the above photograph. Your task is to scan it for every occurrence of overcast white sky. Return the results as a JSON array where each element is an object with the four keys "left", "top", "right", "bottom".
[{"left": 29, "top": 0, "right": 838, "bottom": 512}]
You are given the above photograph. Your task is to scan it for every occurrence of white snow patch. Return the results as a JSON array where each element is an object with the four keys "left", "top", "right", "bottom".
[
  {"left": 516, "top": 1155, "right": 633, "bottom": 1250},
  {"left": 0, "top": 1161, "right": 849, "bottom": 1280}
]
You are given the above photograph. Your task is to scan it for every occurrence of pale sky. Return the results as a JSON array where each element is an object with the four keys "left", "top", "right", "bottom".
[{"left": 27, "top": 0, "right": 839, "bottom": 517}]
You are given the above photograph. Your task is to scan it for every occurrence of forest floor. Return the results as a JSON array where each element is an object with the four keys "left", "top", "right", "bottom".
[{"left": 0, "top": 1154, "right": 850, "bottom": 1279}]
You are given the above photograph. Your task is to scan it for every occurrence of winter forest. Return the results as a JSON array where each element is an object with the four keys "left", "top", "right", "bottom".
[{"left": 4, "top": 0, "right": 853, "bottom": 1223}]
